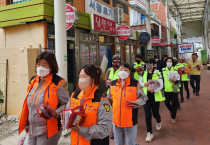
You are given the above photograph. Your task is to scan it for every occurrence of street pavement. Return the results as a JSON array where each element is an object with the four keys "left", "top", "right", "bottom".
[
  {"left": 0, "top": 67, "right": 209, "bottom": 145},
  {"left": 110, "top": 66, "right": 210, "bottom": 145}
]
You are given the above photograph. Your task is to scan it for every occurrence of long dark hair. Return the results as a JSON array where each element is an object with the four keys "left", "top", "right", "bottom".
[{"left": 79, "top": 64, "right": 102, "bottom": 86}]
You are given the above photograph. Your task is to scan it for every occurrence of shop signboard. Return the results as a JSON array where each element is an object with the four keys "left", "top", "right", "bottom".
[
  {"left": 147, "top": 50, "right": 155, "bottom": 59},
  {"left": 66, "top": 4, "right": 75, "bottom": 30},
  {"left": 152, "top": 36, "right": 160, "bottom": 46},
  {"left": 85, "top": 0, "right": 114, "bottom": 20},
  {"left": 13, "top": 0, "right": 31, "bottom": 4},
  {"left": 116, "top": 25, "right": 131, "bottom": 41},
  {"left": 92, "top": 14, "right": 116, "bottom": 35},
  {"left": 178, "top": 43, "right": 194, "bottom": 54}
]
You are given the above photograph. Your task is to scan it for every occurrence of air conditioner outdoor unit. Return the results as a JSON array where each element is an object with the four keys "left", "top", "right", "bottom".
[{"left": 114, "top": 7, "right": 124, "bottom": 24}]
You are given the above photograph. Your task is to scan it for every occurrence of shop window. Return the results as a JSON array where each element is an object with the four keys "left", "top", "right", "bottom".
[
  {"left": 89, "top": 34, "right": 94, "bottom": 41},
  {"left": 80, "top": 43, "right": 90, "bottom": 67},
  {"left": 80, "top": 31, "right": 89, "bottom": 41},
  {"left": 6, "top": 0, "right": 13, "bottom": 5},
  {"left": 100, "top": 45, "right": 107, "bottom": 62},
  {"left": 116, "top": 45, "right": 121, "bottom": 55},
  {"left": 102, "top": 0, "right": 109, "bottom": 4},
  {"left": 106, "top": 36, "right": 113, "bottom": 43},
  {"left": 90, "top": 44, "right": 97, "bottom": 65},
  {"left": 99, "top": 36, "right": 105, "bottom": 43}
]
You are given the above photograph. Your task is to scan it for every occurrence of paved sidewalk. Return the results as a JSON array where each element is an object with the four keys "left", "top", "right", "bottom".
[
  {"left": 110, "top": 67, "right": 210, "bottom": 145},
  {"left": 0, "top": 68, "right": 209, "bottom": 145}
]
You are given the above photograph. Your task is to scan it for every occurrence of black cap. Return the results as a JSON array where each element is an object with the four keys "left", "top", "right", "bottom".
[
  {"left": 192, "top": 53, "right": 198, "bottom": 57},
  {"left": 145, "top": 58, "right": 155, "bottom": 64}
]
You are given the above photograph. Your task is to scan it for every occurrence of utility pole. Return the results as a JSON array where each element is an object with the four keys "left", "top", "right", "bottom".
[
  {"left": 166, "top": 0, "right": 171, "bottom": 57},
  {"left": 54, "top": 0, "right": 68, "bottom": 80},
  {"left": 146, "top": 0, "right": 152, "bottom": 50}
]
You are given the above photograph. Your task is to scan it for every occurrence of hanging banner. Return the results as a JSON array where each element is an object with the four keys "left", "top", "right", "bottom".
[
  {"left": 178, "top": 43, "right": 194, "bottom": 54},
  {"left": 92, "top": 14, "right": 116, "bottom": 34},
  {"left": 85, "top": 0, "right": 114, "bottom": 20},
  {"left": 66, "top": 4, "right": 75, "bottom": 30},
  {"left": 152, "top": 36, "right": 160, "bottom": 46},
  {"left": 116, "top": 25, "right": 131, "bottom": 40}
]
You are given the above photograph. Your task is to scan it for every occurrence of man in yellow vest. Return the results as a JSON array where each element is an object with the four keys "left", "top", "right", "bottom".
[
  {"left": 188, "top": 53, "right": 203, "bottom": 96},
  {"left": 176, "top": 58, "right": 190, "bottom": 102},
  {"left": 106, "top": 54, "right": 121, "bottom": 88},
  {"left": 132, "top": 55, "right": 145, "bottom": 81}
]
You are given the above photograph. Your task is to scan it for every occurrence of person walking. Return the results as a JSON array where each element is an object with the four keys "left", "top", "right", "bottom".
[
  {"left": 139, "top": 59, "right": 165, "bottom": 142},
  {"left": 188, "top": 53, "right": 203, "bottom": 96},
  {"left": 19, "top": 52, "right": 69, "bottom": 145},
  {"left": 162, "top": 57, "right": 181, "bottom": 124},
  {"left": 161, "top": 52, "right": 168, "bottom": 69},
  {"left": 108, "top": 63, "right": 143, "bottom": 145},
  {"left": 176, "top": 58, "right": 190, "bottom": 102},
  {"left": 132, "top": 55, "right": 145, "bottom": 81},
  {"left": 106, "top": 54, "right": 121, "bottom": 92},
  {"left": 154, "top": 55, "right": 162, "bottom": 72},
  {"left": 105, "top": 54, "right": 121, "bottom": 139},
  {"left": 65, "top": 64, "right": 113, "bottom": 145}
]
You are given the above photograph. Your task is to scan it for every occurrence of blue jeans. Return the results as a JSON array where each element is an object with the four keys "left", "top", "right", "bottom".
[{"left": 113, "top": 124, "right": 137, "bottom": 145}]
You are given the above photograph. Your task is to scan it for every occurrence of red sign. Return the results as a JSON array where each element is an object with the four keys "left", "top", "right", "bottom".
[
  {"left": 92, "top": 14, "right": 116, "bottom": 34},
  {"left": 116, "top": 25, "right": 130, "bottom": 40},
  {"left": 152, "top": 36, "right": 160, "bottom": 46},
  {"left": 66, "top": 4, "right": 75, "bottom": 30}
]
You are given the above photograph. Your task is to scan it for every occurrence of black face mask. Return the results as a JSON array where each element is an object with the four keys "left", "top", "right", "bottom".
[
  {"left": 164, "top": 55, "right": 167, "bottom": 57},
  {"left": 136, "top": 60, "right": 140, "bottom": 64}
]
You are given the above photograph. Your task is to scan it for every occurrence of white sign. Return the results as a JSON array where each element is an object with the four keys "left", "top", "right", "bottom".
[
  {"left": 100, "top": 55, "right": 108, "bottom": 73},
  {"left": 85, "top": 0, "right": 114, "bottom": 20},
  {"left": 178, "top": 44, "right": 194, "bottom": 54},
  {"left": 183, "top": 37, "right": 203, "bottom": 43},
  {"left": 66, "top": 4, "right": 75, "bottom": 30}
]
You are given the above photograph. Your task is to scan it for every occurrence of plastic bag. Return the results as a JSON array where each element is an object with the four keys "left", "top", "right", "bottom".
[
  {"left": 36, "top": 102, "right": 57, "bottom": 119},
  {"left": 179, "top": 67, "right": 186, "bottom": 71},
  {"left": 18, "top": 137, "right": 25, "bottom": 145},
  {"left": 167, "top": 72, "right": 180, "bottom": 81},
  {"left": 61, "top": 105, "right": 86, "bottom": 129},
  {"left": 148, "top": 80, "right": 160, "bottom": 90},
  {"left": 137, "top": 85, "right": 148, "bottom": 106}
]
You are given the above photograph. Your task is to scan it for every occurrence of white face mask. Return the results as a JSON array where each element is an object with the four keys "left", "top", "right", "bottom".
[
  {"left": 166, "top": 62, "right": 172, "bottom": 67},
  {"left": 155, "top": 59, "right": 158, "bottom": 62},
  {"left": 78, "top": 78, "right": 92, "bottom": 90},
  {"left": 118, "top": 71, "right": 129, "bottom": 79},
  {"left": 37, "top": 66, "right": 50, "bottom": 77}
]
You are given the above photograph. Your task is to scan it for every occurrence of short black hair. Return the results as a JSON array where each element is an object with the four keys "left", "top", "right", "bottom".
[
  {"left": 120, "top": 62, "right": 131, "bottom": 70},
  {"left": 146, "top": 59, "right": 155, "bottom": 64},
  {"left": 36, "top": 52, "right": 58, "bottom": 75},
  {"left": 154, "top": 55, "right": 159, "bottom": 59},
  {"left": 136, "top": 55, "right": 142, "bottom": 59},
  {"left": 165, "top": 57, "right": 176, "bottom": 66}
]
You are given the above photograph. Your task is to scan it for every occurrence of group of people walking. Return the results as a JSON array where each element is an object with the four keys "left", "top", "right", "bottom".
[{"left": 18, "top": 51, "right": 203, "bottom": 145}]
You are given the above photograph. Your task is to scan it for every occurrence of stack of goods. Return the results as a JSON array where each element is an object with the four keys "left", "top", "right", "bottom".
[
  {"left": 36, "top": 102, "right": 57, "bottom": 119},
  {"left": 61, "top": 105, "right": 86, "bottom": 129},
  {"left": 148, "top": 80, "right": 160, "bottom": 90}
]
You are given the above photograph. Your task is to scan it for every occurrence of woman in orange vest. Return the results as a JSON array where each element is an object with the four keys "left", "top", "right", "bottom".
[
  {"left": 108, "top": 63, "right": 144, "bottom": 145},
  {"left": 19, "top": 52, "right": 69, "bottom": 145},
  {"left": 65, "top": 64, "right": 113, "bottom": 145}
]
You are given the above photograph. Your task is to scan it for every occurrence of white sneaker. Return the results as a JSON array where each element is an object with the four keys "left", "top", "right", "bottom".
[
  {"left": 145, "top": 132, "right": 153, "bottom": 142},
  {"left": 156, "top": 122, "right": 161, "bottom": 131}
]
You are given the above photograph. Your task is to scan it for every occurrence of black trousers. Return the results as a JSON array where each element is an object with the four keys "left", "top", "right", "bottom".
[
  {"left": 190, "top": 75, "right": 201, "bottom": 93},
  {"left": 180, "top": 81, "right": 190, "bottom": 100},
  {"left": 164, "top": 92, "right": 178, "bottom": 119},
  {"left": 143, "top": 93, "right": 161, "bottom": 134}
]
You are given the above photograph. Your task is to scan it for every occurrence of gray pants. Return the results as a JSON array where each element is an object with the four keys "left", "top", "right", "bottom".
[
  {"left": 113, "top": 124, "right": 137, "bottom": 145},
  {"left": 23, "top": 130, "right": 62, "bottom": 145}
]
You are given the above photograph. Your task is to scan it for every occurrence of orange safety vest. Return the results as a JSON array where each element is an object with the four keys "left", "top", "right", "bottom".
[
  {"left": 19, "top": 74, "right": 66, "bottom": 138},
  {"left": 110, "top": 77, "right": 139, "bottom": 127},
  {"left": 69, "top": 85, "right": 109, "bottom": 145}
]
